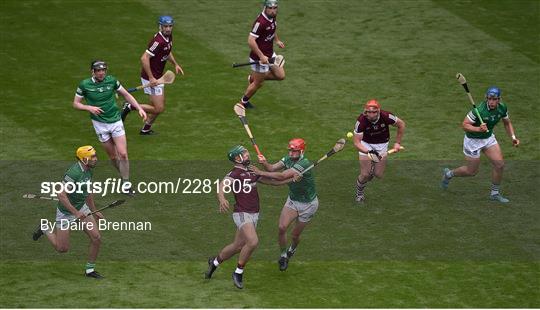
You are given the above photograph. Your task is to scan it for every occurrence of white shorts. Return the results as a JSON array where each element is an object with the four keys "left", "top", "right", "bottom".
[
  {"left": 285, "top": 196, "right": 319, "bottom": 223},
  {"left": 358, "top": 141, "right": 389, "bottom": 157},
  {"left": 92, "top": 120, "right": 125, "bottom": 143},
  {"left": 141, "top": 77, "right": 164, "bottom": 96},
  {"left": 463, "top": 135, "right": 498, "bottom": 158},
  {"left": 56, "top": 204, "right": 91, "bottom": 230},
  {"left": 232, "top": 212, "right": 259, "bottom": 229},
  {"left": 250, "top": 52, "right": 277, "bottom": 73}
]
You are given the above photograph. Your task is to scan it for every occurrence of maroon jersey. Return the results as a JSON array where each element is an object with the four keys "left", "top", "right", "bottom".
[
  {"left": 226, "top": 167, "right": 260, "bottom": 213},
  {"left": 354, "top": 110, "right": 398, "bottom": 144},
  {"left": 249, "top": 12, "right": 277, "bottom": 60},
  {"left": 140, "top": 32, "right": 173, "bottom": 80}
]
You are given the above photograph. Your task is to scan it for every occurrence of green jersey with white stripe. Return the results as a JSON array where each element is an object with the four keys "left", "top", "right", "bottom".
[
  {"left": 280, "top": 155, "right": 317, "bottom": 203},
  {"left": 75, "top": 75, "right": 122, "bottom": 123},
  {"left": 465, "top": 100, "right": 508, "bottom": 139},
  {"left": 57, "top": 162, "right": 93, "bottom": 215}
]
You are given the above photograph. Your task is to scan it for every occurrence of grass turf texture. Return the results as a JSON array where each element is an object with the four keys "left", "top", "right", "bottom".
[{"left": 1, "top": 0, "right": 539, "bottom": 308}]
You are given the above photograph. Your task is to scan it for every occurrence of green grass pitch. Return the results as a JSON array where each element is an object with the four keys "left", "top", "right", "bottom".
[{"left": 1, "top": 0, "right": 539, "bottom": 308}]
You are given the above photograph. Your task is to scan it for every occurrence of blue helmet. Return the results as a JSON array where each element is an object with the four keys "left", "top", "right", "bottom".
[
  {"left": 485, "top": 86, "right": 501, "bottom": 98},
  {"left": 158, "top": 15, "right": 174, "bottom": 26}
]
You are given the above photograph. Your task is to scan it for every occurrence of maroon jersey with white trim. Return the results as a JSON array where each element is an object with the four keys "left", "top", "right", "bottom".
[
  {"left": 354, "top": 110, "right": 398, "bottom": 144},
  {"left": 226, "top": 167, "right": 260, "bottom": 213},
  {"left": 141, "top": 32, "right": 173, "bottom": 80},
  {"left": 249, "top": 12, "right": 276, "bottom": 60}
]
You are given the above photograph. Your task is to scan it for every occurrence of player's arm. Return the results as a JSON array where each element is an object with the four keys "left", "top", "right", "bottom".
[
  {"left": 248, "top": 34, "right": 268, "bottom": 64},
  {"left": 73, "top": 93, "right": 102, "bottom": 115},
  {"left": 502, "top": 117, "right": 520, "bottom": 147},
  {"left": 117, "top": 87, "right": 148, "bottom": 121},
  {"left": 462, "top": 115, "right": 488, "bottom": 133},
  {"left": 216, "top": 177, "right": 232, "bottom": 213},
  {"left": 140, "top": 51, "right": 158, "bottom": 86},
  {"left": 392, "top": 118, "right": 405, "bottom": 152},
  {"left": 57, "top": 190, "right": 85, "bottom": 220},
  {"left": 251, "top": 166, "right": 297, "bottom": 181},
  {"left": 353, "top": 132, "right": 370, "bottom": 154},
  {"left": 258, "top": 157, "right": 285, "bottom": 172},
  {"left": 275, "top": 32, "right": 285, "bottom": 48},
  {"left": 85, "top": 193, "right": 103, "bottom": 220},
  {"left": 167, "top": 53, "right": 184, "bottom": 75},
  {"left": 258, "top": 176, "right": 295, "bottom": 185}
]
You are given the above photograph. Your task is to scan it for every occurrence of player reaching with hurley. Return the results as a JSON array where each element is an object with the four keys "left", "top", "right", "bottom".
[
  {"left": 122, "top": 15, "right": 184, "bottom": 135},
  {"left": 352, "top": 99, "right": 405, "bottom": 203},
  {"left": 74, "top": 60, "right": 147, "bottom": 195},
  {"left": 250, "top": 138, "right": 318, "bottom": 272},
  {"left": 32, "top": 146, "right": 105, "bottom": 278},
  {"left": 205, "top": 146, "right": 294, "bottom": 289},
  {"left": 239, "top": 0, "right": 285, "bottom": 109},
  {"left": 441, "top": 86, "right": 519, "bottom": 203}
]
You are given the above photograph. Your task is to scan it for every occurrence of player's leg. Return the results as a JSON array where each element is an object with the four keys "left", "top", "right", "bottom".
[
  {"left": 356, "top": 154, "right": 374, "bottom": 202},
  {"left": 82, "top": 214, "right": 103, "bottom": 278},
  {"left": 206, "top": 214, "right": 248, "bottom": 279},
  {"left": 93, "top": 120, "right": 120, "bottom": 171},
  {"left": 233, "top": 222, "right": 258, "bottom": 289},
  {"left": 442, "top": 137, "right": 482, "bottom": 189},
  {"left": 140, "top": 92, "right": 165, "bottom": 135},
  {"left": 283, "top": 198, "right": 319, "bottom": 271},
  {"left": 110, "top": 132, "right": 132, "bottom": 194},
  {"left": 372, "top": 156, "right": 388, "bottom": 179},
  {"left": 100, "top": 139, "right": 120, "bottom": 171},
  {"left": 266, "top": 59, "right": 285, "bottom": 81},
  {"left": 483, "top": 143, "right": 508, "bottom": 202},
  {"left": 45, "top": 226, "right": 70, "bottom": 253},
  {"left": 277, "top": 200, "right": 299, "bottom": 271},
  {"left": 240, "top": 71, "right": 265, "bottom": 108},
  {"left": 240, "top": 60, "right": 269, "bottom": 108}
]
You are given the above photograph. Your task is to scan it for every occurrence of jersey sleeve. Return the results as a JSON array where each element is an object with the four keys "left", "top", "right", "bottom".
[
  {"left": 250, "top": 19, "right": 262, "bottom": 38},
  {"left": 382, "top": 111, "right": 398, "bottom": 125},
  {"left": 75, "top": 81, "right": 85, "bottom": 98},
  {"left": 466, "top": 109, "right": 478, "bottom": 123},
  {"left": 110, "top": 76, "right": 122, "bottom": 91},
  {"left": 146, "top": 38, "right": 162, "bottom": 57},
  {"left": 354, "top": 117, "right": 366, "bottom": 134},
  {"left": 63, "top": 167, "right": 79, "bottom": 184},
  {"left": 501, "top": 102, "right": 509, "bottom": 119}
]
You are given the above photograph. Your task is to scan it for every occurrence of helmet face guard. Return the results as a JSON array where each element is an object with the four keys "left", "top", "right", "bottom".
[
  {"left": 228, "top": 145, "right": 249, "bottom": 166},
  {"left": 288, "top": 138, "right": 305, "bottom": 159}
]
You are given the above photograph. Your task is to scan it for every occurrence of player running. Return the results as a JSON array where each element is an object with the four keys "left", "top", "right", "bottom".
[
  {"left": 250, "top": 138, "right": 317, "bottom": 272},
  {"left": 352, "top": 99, "right": 405, "bottom": 203},
  {"left": 73, "top": 60, "right": 146, "bottom": 194},
  {"left": 239, "top": 0, "right": 285, "bottom": 109},
  {"left": 441, "top": 86, "right": 519, "bottom": 202},
  {"left": 205, "top": 145, "right": 293, "bottom": 289},
  {"left": 32, "top": 146, "right": 105, "bottom": 278},
  {"left": 122, "top": 15, "right": 184, "bottom": 135}
]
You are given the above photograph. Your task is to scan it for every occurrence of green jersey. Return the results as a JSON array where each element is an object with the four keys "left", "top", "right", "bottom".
[
  {"left": 75, "top": 75, "right": 122, "bottom": 123},
  {"left": 280, "top": 155, "right": 317, "bottom": 203},
  {"left": 465, "top": 100, "right": 508, "bottom": 139},
  {"left": 57, "top": 162, "right": 93, "bottom": 215}
]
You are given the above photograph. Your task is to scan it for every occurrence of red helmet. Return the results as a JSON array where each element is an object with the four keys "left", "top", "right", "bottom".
[
  {"left": 288, "top": 138, "right": 306, "bottom": 151},
  {"left": 364, "top": 99, "right": 381, "bottom": 110}
]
